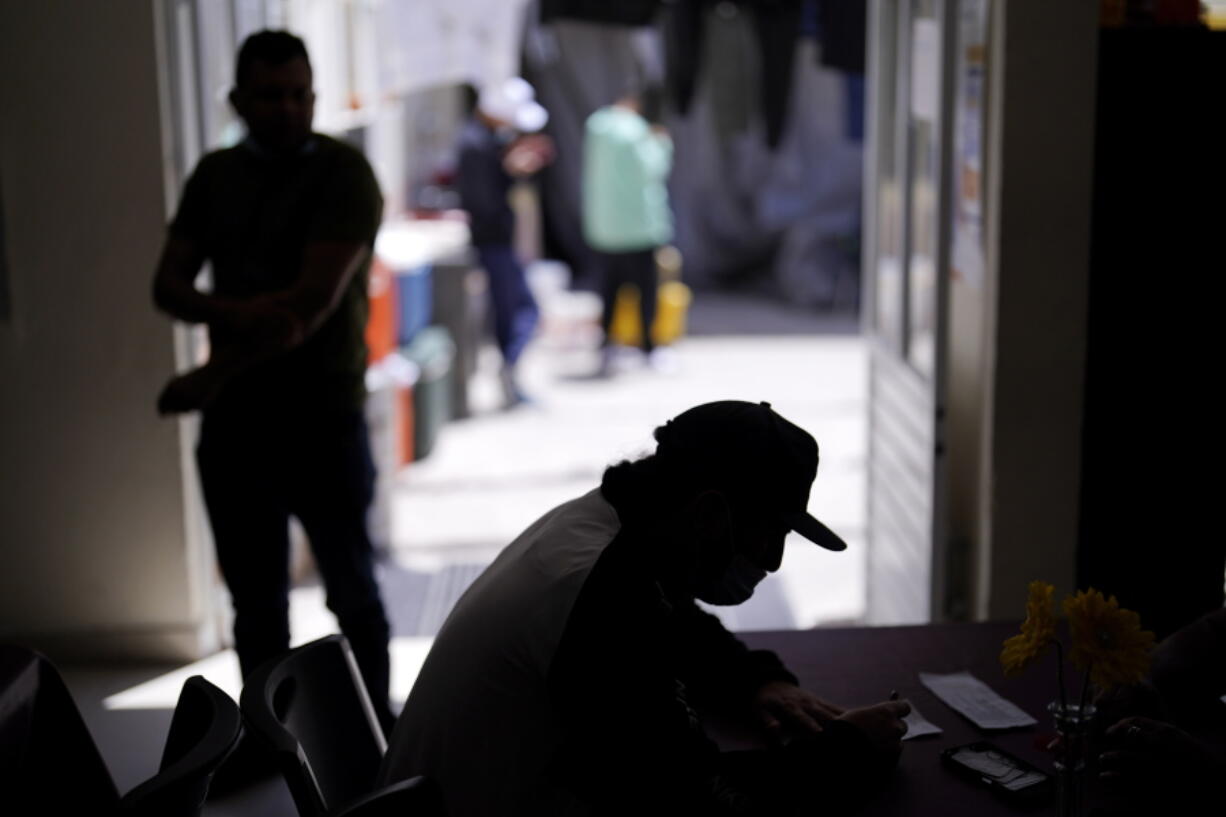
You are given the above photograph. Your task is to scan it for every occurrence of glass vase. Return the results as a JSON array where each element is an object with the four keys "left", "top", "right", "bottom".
[{"left": 1048, "top": 701, "right": 1096, "bottom": 817}]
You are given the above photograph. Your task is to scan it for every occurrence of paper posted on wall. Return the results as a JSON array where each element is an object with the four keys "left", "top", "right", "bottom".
[{"left": 919, "top": 671, "right": 1037, "bottom": 730}]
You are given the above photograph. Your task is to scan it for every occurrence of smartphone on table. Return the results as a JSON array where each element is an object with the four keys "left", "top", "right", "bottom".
[{"left": 941, "top": 741, "right": 1053, "bottom": 802}]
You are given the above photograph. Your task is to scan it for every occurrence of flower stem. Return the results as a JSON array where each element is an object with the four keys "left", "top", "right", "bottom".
[
  {"left": 1078, "top": 661, "right": 1093, "bottom": 715},
  {"left": 1055, "top": 640, "right": 1069, "bottom": 710}
]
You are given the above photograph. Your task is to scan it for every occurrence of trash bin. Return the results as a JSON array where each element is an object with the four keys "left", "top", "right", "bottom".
[
  {"left": 429, "top": 255, "right": 482, "bottom": 420},
  {"left": 394, "top": 264, "right": 433, "bottom": 346},
  {"left": 365, "top": 256, "right": 398, "bottom": 364},
  {"left": 401, "top": 326, "right": 455, "bottom": 460},
  {"left": 364, "top": 352, "right": 418, "bottom": 550}
]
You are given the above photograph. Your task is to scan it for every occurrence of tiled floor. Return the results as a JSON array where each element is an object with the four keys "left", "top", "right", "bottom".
[{"left": 60, "top": 287, "right": 867, "bottom": 816}]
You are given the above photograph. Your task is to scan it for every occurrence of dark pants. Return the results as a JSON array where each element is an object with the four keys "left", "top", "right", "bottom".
[
  {"left": 197, "top": 406, "right": 393, "bottom": 728},
  {"left": 477, "top": 244, "right": 539, "bottom": 367},
  {"left": 599, "top": 248, "right": 658, "bottom": 353}
]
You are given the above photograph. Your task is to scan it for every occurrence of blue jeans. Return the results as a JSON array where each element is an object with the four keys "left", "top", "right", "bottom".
[
  {"left": 197, "top": 406, "right": 393, "bottom": 727},
  {"left": 477, "top": 244, "right": 539, "bottom": 367}
]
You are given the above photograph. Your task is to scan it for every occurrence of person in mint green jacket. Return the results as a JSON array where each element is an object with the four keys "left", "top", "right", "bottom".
[{"left": 582, "top": 88, "right": 674, "bottom": 371}]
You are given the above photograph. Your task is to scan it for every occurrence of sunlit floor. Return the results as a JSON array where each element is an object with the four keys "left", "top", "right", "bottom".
[{"left": 60, "top": 286, "right": 866, "bottom": 816}]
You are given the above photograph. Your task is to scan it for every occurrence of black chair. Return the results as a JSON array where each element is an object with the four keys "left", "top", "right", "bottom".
[
  {"left": 0, "top": 644, "right": 242, "bottom": 816},
  {"left": 1, "top": 644, "right": 120, "bottom": 814},
  {"left": 118, "top": 675, "right": 244, "bottom": 816},
  {"left": 240, "top": 635, "right": 444, "bottom": 817}
]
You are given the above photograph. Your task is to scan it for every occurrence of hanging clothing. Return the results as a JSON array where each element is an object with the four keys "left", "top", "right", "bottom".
[
  {"left": 540, "top": 0, "right": 661, "bottom": 25},
  {"left": 663, "top": 0, "right": 803, "bottom": 150},
  {"left": 752, "top": 0, "right": 804, "bottom": 149},
  {"left": 525, "top": 9, "right": 863, "bottom": 305},
  {"left": 816, "top": 0, "right": 867, "bottom": 73}
]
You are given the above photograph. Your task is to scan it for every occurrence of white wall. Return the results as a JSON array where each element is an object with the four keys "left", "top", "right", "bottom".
[
  {"left": 968, "top": 0, "right": 1098, "bottom": 619},
  {"left": 0, "top": 1, "right": 218, "bottom": 661}
]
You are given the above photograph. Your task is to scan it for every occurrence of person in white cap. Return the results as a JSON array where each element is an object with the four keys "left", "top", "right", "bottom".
[
  {"left": 456, "top": 77, "right": 554, "bottom": 406},
  {"left": 380, "top": 400, "right": 910, "bottom": 816}
]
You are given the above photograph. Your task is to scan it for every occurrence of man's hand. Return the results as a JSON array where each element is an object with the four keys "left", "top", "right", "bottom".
[
  {"left": 751, "top": 681, "right": 845, "bottom": 744},
  {"left": 837, "top": 700, "right": 912, "bottom": 762},
  {"left": 157, "top": 364, "right": 226, "bottom": 415},
  {"left": 1091, "top": 681, "right": 1167, "bottom": 744},
  {"left": 1099, "top": 716, "right": 1220, "bottom": 808},
  {"left": 503, "top": 133, "right": 555, "bottom": 178},
  {"left": 219, "top": 295, "right": 306, "bottom": 353}
]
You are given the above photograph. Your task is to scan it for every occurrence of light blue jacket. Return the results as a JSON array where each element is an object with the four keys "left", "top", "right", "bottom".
[{"left": 581, "top": 105, "right": 673, "bottom": 252}]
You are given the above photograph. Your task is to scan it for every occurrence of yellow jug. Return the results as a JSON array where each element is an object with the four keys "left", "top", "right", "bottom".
[
  {"left": 609, "top": 279, "right": 692, "bottom": 347},
  {"left": 608, "top": 246, "right": 690, "bottom": 346}
]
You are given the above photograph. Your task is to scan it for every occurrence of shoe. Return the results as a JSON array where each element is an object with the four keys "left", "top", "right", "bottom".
[
  {"left": 596, "top": 346, "right": 616, "bottom": 378},
  {"left": 505, "top": 384, "right": 536, "bottom": 408},
  {"left": 646, "top": 346, "right": 679, "bottom": 374},
  {"left": 499, "top": 365, "right": 536, "bottom": 408}
]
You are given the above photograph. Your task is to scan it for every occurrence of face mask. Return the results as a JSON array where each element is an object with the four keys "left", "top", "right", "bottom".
[{"left": 695, "top": 553, "right": 768, "bottom": 606}]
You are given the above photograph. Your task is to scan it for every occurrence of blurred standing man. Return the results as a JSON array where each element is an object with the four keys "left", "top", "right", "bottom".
[
  {"left": 457, "top": 78, "right": 554, "bottom": 406},
  {"left": 152, "top": 30, "right": 394, "bottom": 730},
  {"left": 582, "top": 86, "right": 674, "bottom": 374}
]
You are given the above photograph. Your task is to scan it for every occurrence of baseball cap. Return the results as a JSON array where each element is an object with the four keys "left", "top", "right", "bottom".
[
  {"left": 653, "top": 400, "right": 849, "bottom": 551},
  {"left": 477, "top": 77, "right": 548, "bottom": 133}
]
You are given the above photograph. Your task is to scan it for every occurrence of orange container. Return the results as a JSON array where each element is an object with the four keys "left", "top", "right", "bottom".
[
  {"left": 397, "top": 385, "right": 415, "bottom": 466},
  {"left": 365, "top": 256, "right": 398, "bottom": 364}
]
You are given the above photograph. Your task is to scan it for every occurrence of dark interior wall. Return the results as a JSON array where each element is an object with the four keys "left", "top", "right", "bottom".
[{"left": 1079, "top": 28, "right": 1226, "bottom": 640}]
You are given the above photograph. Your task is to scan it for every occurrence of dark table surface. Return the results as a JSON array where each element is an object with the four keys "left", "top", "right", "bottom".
[{"left": 736, "top": 621, "right": 1074, "bottom": 816}]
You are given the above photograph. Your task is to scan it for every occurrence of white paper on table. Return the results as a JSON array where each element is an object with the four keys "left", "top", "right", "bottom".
[
  {"left": 918, "top": 671, "right": 1037, "bottom": 730},
  {"left": 900, "top": 702, "right": 943, "bottom": 740}
]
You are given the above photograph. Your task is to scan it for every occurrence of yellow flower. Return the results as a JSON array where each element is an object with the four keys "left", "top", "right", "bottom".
[
  {"left": 1000, "top": 581, "right": 1058, "bottom": 677},
  {"left": 1063, "top": 588, "right": 1155, "bottom": 689}
]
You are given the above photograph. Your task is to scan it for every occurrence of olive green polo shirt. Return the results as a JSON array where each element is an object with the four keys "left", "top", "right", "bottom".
[{"left": 170, "top": 134, "right": 383, "bottom": 413}]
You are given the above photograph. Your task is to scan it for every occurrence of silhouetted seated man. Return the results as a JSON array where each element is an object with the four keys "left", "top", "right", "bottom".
[
  {"left": 380, "top": 401, "right": 910, "bottom": 815},
  {"left": 1095, "top": 607, "right": 1226, "bottom": 815}
]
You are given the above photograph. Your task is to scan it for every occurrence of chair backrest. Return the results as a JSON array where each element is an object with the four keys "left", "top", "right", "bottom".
[
  {"left": 0, "top": 644, "right": 120, "bottom": 814},
  {"left": 240, "top": 635, "right": 387, "bottom": 817},
  {"left": 118, "top": 675, "right": 243, "bottom": 817}
]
